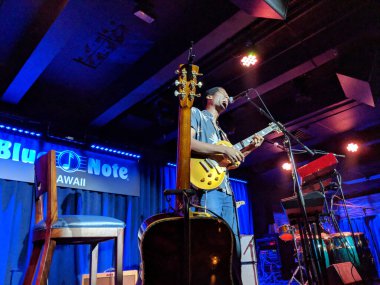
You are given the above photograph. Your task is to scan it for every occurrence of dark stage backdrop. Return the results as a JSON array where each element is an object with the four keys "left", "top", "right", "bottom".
[{"left": 0, "top": 163, "right": 253, "bottom": 284}]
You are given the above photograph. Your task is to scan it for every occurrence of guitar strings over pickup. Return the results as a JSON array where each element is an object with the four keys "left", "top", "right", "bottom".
[{"left": 199, "top": 160, "right": 210, "bottom": 172}]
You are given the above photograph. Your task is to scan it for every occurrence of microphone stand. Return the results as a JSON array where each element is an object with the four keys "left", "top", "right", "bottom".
[{"left": 235, "top": 90, "right": 323, "bottom": 284}]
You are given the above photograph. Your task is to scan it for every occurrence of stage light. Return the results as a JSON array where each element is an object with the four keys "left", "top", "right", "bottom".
[
  {"left": 346, "top": 142, "right": 359, "bottom": 152},
  {"left": 0, "top": 123, "right": 41, "bottom": 137},
  {"left": 282, "top": 162, "right": 292, "bottom": 171},
  {"left": 90, "top": 144, "right": 141, "bottom": 159},
  {"left": 134, "top": 10, "right": 155, "bottom": 23},
  {"left": 134, "top": 1, "right": 155, "bottom": 24},
  {"left": 241, "top": 54, "right": 258, "bottom": 67}
]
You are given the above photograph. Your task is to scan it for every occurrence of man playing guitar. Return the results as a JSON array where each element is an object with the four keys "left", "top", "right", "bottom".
[{"left": 190, "top": 87, "right": 264, "bottom": 284}]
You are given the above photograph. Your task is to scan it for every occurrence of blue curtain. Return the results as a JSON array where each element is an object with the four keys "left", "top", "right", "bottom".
[
  {"left": 339, "top": 215, "right": 380, "bottom": 277},
  {"left": 230, "top": 179, "right": 254, "bottom": 235},
  {"left": 0, "top": 163, "right": 253, "bottom": 285}
]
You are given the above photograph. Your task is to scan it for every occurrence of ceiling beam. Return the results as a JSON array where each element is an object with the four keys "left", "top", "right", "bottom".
[
  {"left": 90, "top": 10, "right": 257, "bottom": 127},
  {"left": 1, "top": 1, "right": 81, "bottom": 104},
  {"left": 227, "top": 49, "right": 339, "bottom": 112}
]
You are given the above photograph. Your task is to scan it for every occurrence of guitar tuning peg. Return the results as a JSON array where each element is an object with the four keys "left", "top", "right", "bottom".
[
  {"left": 197, "top": 81, "right": 203, "bottom": 88},
  {"left": 174, "top": 80, "right": 180, "bottom": 86},
  {"left": 194, "top": 93, "right": 201, "bottom": 97},
  {"left": 174, "top": 90, "right": 185, "bottom": 97},
  {"left": 175, "top": 70, "right": 179, "bottom": 74}
]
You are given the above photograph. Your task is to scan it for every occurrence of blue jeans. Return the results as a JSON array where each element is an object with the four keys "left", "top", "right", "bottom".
[{"left": 199, "top": 190, "right": 241, "bottom": 257}]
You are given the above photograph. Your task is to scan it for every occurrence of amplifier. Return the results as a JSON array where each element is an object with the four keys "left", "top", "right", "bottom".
[{"left": 82, "top": 270, "right": 138, "bottom": 285}]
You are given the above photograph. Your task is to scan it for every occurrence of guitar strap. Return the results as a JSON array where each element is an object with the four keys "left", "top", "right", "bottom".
[
  {"left": 214, "top": 120, "right": 229, "bottom": 142},
  {"left": 212, "top": 119, "right": 233, "bottom": 195}
]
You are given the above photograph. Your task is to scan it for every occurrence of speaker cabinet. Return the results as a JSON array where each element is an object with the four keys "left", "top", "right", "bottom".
[
  {"left": 326, "top": 262, "right": 363, "bottom": 285},
  {"left": 82, "top": 270, "right": 138, "bottom": 285}
]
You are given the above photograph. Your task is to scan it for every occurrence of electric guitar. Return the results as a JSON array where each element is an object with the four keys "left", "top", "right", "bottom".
[{"left": 190, "top": 122, "right": 280, "bottom": 190}]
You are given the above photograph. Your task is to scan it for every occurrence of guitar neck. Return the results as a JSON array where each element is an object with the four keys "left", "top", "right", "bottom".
[{"left": 233, "top": 125, "right": 274, "bottom": 151}]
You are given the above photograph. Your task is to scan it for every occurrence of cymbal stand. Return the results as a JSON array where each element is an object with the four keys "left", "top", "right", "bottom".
[{"left": 288, "top": 226, "right": 307, "bottom": 285}]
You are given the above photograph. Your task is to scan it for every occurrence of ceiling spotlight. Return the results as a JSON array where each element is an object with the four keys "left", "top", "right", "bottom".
[
  {"left": 134, "top": 10, "right": 155, "bottom": 24},
  {"left": 134, "top": 1, "right": 155, "bottom": 24},
  {"left": 282, "top": 162, "right": 292, "bottom": 171},
  {"left": 346, "top": 142, "right": 359, "bottom": 152},
  {"left": 241, "top": 54, "right": 258, "bottom": 67}
]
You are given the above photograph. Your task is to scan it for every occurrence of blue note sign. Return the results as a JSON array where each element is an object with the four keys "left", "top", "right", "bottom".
[{"left": 0, "top": 132, "right": 140, "bottom": 196}]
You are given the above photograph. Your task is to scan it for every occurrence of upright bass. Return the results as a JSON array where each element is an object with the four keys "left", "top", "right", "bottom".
[{"left": 139, "top": 60, "right": 235, "bottom": 285}]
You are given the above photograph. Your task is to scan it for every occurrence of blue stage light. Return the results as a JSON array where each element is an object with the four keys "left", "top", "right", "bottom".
[
  {"left": 0, "top": 123, "right": 42, "bottom": 137},
  {"left": 90, "top": 144, "right": 141, "bottom": 159},
  {"left": 344, "top": 173, "right": 380, "bottom": 185},
  {"left": 229, "top": 177, "right": 248, "bottom": 184}
]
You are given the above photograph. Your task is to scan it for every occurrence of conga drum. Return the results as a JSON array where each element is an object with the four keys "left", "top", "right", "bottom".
[
  {"left": 294, "top": 233, "right": 330, "bottom": 268},
  {"left": 326, "top": 232, "right": 361, "bottom": 266}
]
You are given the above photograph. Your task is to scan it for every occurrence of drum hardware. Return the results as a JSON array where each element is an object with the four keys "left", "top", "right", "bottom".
[{"left": 286, "top": 225, "right": 307, "bottom": 285}]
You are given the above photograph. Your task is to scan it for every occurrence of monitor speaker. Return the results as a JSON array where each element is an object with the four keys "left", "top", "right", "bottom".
[
  {"left": 326, "top": 262, "right": 363, "bottom": 285},
  {"left": 82, "top": 270, "right": 138, "bottom": 285}
]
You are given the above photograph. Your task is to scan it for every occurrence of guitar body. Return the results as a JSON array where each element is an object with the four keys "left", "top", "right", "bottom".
[
  {"left": 139, "top": 213, "right": 234, "bottom": 285},
  {"left": 191, "top": 123, "right": 281, "bottom": 190},
  {"left": 190, "top": 140, "right": 239, "bottom": 190}
]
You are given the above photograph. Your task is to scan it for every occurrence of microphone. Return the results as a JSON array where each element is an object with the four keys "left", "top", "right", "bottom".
[{"left": 229, "top": 88, "right": 253, "bottom": 104}]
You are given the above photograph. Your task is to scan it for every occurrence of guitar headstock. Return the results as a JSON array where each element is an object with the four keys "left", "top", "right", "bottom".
[{"left": 175, "top": 64, "right": 202, "bottom": 108}]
